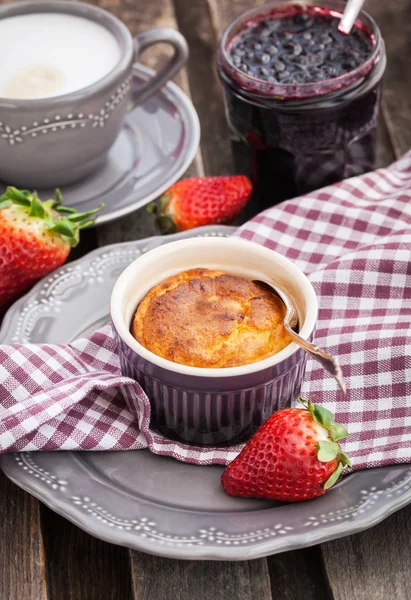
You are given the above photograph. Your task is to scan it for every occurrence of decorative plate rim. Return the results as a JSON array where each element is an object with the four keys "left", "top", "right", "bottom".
[{"left": 3, "top": 451, "right": 411, "bottom": 560}]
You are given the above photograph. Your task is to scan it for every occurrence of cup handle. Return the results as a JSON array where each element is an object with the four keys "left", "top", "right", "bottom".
[{"left": 130, "top": 28, "right": 189, "bottom": 109}]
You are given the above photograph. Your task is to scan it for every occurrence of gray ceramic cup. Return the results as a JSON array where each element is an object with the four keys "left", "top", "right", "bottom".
[
  {"left": 0, "top": 0, "right": 188, "bottom": 188},
  {"left": 111, "top": 237, "right": 318, "bottom": 446}
]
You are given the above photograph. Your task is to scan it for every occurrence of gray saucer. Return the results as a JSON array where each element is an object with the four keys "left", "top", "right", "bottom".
[
  {"left": 1, "top": 227, "right": 411, "bottom": 560},
  {"left": 0, "top": 64, "right": 200, "bottom": 226}
]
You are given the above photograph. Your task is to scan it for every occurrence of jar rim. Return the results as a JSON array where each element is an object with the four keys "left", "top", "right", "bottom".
[{"left": 218, "top": 0, "right": 383, "bottom": 101}]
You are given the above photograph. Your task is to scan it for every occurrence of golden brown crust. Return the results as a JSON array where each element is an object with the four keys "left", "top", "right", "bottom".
[{"left": 132, "top": 268, "right": 292, "bottom": 368}]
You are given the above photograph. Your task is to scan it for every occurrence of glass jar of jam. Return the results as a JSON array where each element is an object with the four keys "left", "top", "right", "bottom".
[{"left": 217, "top": 1, "right": 386, "bottom": 205}]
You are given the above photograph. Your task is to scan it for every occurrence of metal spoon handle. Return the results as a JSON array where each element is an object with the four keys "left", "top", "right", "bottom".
[
  {"left": 252, "top": 278, "right": 346, "bottom": 392},
  {"left": 285, "top": 324, "right": 346, "bottom": 393}
]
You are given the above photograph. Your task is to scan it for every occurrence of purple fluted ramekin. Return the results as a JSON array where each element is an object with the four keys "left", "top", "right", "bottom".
[{"left": 110, "top": 237, "right": 317, "bottom": 446}]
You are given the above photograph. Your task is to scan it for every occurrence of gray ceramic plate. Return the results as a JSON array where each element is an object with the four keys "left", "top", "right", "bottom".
[
  {"left": 1, "top": 227, "right": 411, "bottom": 560},
  {"left": 0, "top": 64, "right": 200, "bottom": 226}
]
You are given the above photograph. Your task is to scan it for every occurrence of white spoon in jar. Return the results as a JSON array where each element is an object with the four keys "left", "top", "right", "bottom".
[
  {"left": 338, "top": 0, "right": 366, "bottom": 34},
  {"left": 253, "top": 280, "right": 346, "bottom": 393}
]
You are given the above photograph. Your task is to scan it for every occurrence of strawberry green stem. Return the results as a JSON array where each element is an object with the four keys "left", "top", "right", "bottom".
[
  {"left": 55, "top": 205, "right": 77, "bottom": 214},
  {"left": 1, "top": 187, "right": 104, "bottom": 248},
  {"left": 6, "top": 187, "right": 31, "bottom": 206},
  {"left": 65, "top": 205, "right": 104, "bottom": 223},
  {"left": 299, "top": 397, "right": 351, "bottom": 491}
]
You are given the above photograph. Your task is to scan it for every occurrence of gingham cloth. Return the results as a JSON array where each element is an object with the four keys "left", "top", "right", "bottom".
[{"left": 1, "top": 151, "right": 411, "bottom": 469}]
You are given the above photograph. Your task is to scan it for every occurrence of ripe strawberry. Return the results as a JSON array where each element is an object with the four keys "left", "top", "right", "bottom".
[
  {"left": 221, "top": 399, "right": 351, "bottom": 503},
  {"left": 0, "top": 187, "right": 102, "bottom": 311},
  {"left": 147, "top": 175, "right": 253, "bottom": 233}
]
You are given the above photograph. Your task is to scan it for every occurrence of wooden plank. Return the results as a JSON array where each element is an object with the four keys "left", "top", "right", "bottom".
[
  {"left": 40, "top": 507, "right": 131, "bottom": 600},
  {"left": 266, "top": 548, "right": 333, "bottom": 600},
  {"left": 0, "top": 472, "right": 48, "bottom": 600},
  {"left": 366, "top": 0, "right": 411, "bottom": 158},
  {"left": 322, "top": 503, "right": 411, "bottom": 600},
  {"left": 173, "top": 0, "right": 234, "bottom": 177},
  {"left": 130, "top": 553, "right": 272, "bottom": 600},
  {"left": 207, "top": 0, "right": 267, "bottom": 37}
]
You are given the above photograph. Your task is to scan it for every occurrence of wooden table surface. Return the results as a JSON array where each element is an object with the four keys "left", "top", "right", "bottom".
[{"left": 1, "top": 1, "right": 411, "bottom": 598}]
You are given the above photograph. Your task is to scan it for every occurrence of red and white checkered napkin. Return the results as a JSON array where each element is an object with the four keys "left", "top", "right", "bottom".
[{"left": 1, "top": 151, "right": 411, "bottom": 470}]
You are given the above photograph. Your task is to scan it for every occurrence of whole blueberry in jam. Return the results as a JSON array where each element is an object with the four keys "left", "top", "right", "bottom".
[{"left": 228, "top": 7, "right": 373, "bottom": 85}]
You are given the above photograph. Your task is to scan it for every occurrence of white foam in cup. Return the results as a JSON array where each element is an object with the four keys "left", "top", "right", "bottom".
[{"left": 0, "top": 13, "right": 121, "bottom": 99}]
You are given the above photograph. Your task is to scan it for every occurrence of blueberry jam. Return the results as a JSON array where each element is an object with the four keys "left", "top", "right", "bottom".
[
  {"left": 229, "top": 10, "right": 373, "bottom": 87},
  {"left": 218, "top": 2, "right": 385, "bottom": 206}
]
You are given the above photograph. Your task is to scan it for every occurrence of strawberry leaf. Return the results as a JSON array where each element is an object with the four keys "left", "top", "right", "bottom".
[
  {"left": 301, "top": 398, "right": 316, "bottom": 422},
  {"left": 329, "top": 422, "right": 349, "bottom": 442},
  {"left": 55, "top": 188, "right": 63, "bottom": 205},
  {"left": 156, "top": 215, "right": 177, "bottom": 234},
  {"left": 29, "top": 195, "right": 45, "bottom": 218},
  {"left": 324, "top": 462, "right": 343, "bottom": 490},
  {"left": 78, "top": 219, "right": 96, "bottom": 230},
  {"left": 316, "top": 440, "right": 340, "bottom": 462},
  {"left": 159, "top": 193, "right": 171, "bottom": 213},
  {"left": 65, "top": 232, "right": 80, "bottom": 248},
  {"left": 146, "top": 202, "right": 158, "bottom": 215},
  {"left": 0, "top": 199, "right": 12, "bottom": 210},
  {"left": 312, "top": 405, "right": 334, "bottom": 429},
  {"left": 48, "top": 218, "right": 76, "bottom": 238},
  {"left": 55, "top": 205, "right": 77, "bottom": 214},
  {"left": 300, "top": 397, "right": 340, "bottom": 433},
  {"left": 66, "top": 204, "right": 103, "bottom": 223},
  {"left": 339, "top": 452, "right": 352, "bottom": 468},
  {"left": 299, "top": 398, "right": 332, "bottom": 429},
  {"left": 43, "top": 200, "right": 56, "bottom": 211},
  {"left": 6, "top": 186, "right": 31, "bottom": 206}
]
